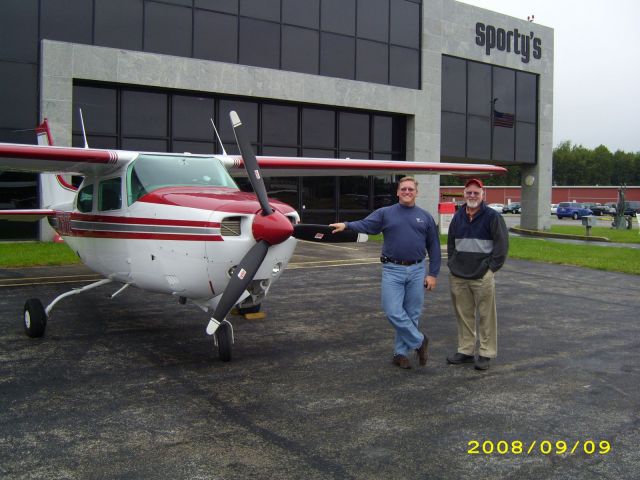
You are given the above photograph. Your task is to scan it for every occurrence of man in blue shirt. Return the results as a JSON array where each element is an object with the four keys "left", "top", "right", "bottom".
[{"left": 330, "top": 177, "right": 441, "bottom": 369}]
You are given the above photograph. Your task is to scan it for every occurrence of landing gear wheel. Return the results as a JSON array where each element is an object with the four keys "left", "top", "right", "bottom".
[
  {"left": 216, "top": 322, "right": 232, "bottom": 362},
  {"left": 24, "top": 298, "right": 47, "bottom": 338}
]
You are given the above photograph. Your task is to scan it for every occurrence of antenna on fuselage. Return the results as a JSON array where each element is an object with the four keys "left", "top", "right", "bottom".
[
  {"left": 210, "top": 118, "right": 227, "bottom": 156},
  {"left": 78, "top": 108, "right": 89, "bottom": 149}
]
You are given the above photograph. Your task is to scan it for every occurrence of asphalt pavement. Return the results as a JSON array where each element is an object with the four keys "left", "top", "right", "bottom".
[{"left": 1, "top": 240, "right": 639, "bottom": 479}]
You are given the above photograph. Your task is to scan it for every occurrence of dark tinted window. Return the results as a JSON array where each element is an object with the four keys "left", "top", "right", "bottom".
[
  {"left": 441, "top": 112, "right": 465, "bottom": 158},
  {"left": 195, "top": 0, "right": 238, "bottom": 14},
  {"left": 240, "top": 0, "right": 280, "bottom": 22},
  {"left": 357, "top": 0, "right": 389, "bottom": 42},
  {"left": 262, "top": 104, "right": 298, "bottom": 146},
  {"left": 340, "top": 176, "right": 370, "bottom": 210},
  {"left": 95, "top": 0, "right": 143, "bottom": 50},
  {"left": 40, "top": 0, "right": 93, "bottom": 44},
  {"left": 442, "top": 56, "right": 466, "bottom": 114},
  {"left": 468, "top": 62, "right": 491, "bottom": 116},
  {"left": 390, "top": 0, "right": 420, "bottom": 48},
  {"left": 122, "top": 137, "right": 168, "bottom": 152},
  {"left": 492, "top": 67, "right": 515, "bottom": 114},
  {"left": 144, "top": 2, "right": 192, "bottom": 57},
  {"left": 0, "top": 62, "right": 38, "bottom": 129},
  {"left": 73, "top": 85, "right": 117, "bottom": 135},
  {"left": 389, "top": 46, "right": 419, "bottom": 89},
  {"left": 266, "top": 176, "right": 299, "bottom": 209},
  {"left": 122, "top": 90, "right": 168, "bottom": 137},
  {"left": 467, "top": 116, "right": 490, "bottom": 160},
  {"left": 172, "top": 95, "right": 215, "bottom": 140},
  {"left": 441, "top": 56, "right": 538, "bottom": 165},
  {"left": 321, "top": 33, "right": 355, "bottom": 80},
  {"left": 339, "top": 112, "right": 369, "bottom": 151},
  {"left": 282, "top": 26, "right": 319, "bottom": 75},
  {"left": 194, "top": 10, "right": 238, "bottom": 63},
  {"left": 493, "top": 120, "right": 514, "bottom": 162},
  {"left": 239, "top": 17, "right": 280, "bottom": 69},
  {"left": 374, "top": 115, "right": 404, "bottom": 153},
  {"left": 172, "top": 140, "right": 215, "bottom": 154},
  {"left": 515, "top": 122, "right": 536, "bottom": 163},
  {"left": 517, "top": 71, "right": 537, "bottom": 123},
  {"left": 322, "top": 0, "right": 355, "bottom": 36},
  {"left": 356, "top": 40, "right": 388, "bottom": 84},
  {"left": 302, "top": 109, "right": 335, "bottom": 148},
  {"left": 283, "top": 0, "right": 319, "bottom": 29},
  {"left": 0, "top": 0, "right": 38, "bottom": 63}
]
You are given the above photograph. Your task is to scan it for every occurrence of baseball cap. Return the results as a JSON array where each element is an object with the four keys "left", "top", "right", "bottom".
[{"left": 464, "top": 178, "right": 484, "bottom": 189}]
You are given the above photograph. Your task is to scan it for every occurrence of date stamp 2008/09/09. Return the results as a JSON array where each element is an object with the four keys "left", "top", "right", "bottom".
[{"left": 467, "top": 439, "right": 611, "bottom": 456}]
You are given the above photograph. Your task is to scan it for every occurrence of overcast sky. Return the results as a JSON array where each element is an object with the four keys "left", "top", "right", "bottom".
[{"left": 460, "top": 0, "right": 640, "bottom": 153}]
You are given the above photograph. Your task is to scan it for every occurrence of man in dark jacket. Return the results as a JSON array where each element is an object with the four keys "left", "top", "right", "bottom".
[{"left": 446, "top": 178, "right": 508, "bottom": 371}]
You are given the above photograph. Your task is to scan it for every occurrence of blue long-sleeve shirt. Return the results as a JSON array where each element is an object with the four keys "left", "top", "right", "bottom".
[{"left": 346, "top": 203, "right": 441, "bottom": 277}]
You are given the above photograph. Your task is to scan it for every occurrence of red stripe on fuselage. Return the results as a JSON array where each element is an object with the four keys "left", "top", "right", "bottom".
[
  {"left": 68, "top": 230, "right": 223, "bottom": 241},
  {"left": 68, "top": 212, "right": 220, "bottom": 228}
]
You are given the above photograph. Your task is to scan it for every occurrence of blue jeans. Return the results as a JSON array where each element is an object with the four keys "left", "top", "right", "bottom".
[{"left": 381, "top": 261, "right": 426, "bottom": 357}]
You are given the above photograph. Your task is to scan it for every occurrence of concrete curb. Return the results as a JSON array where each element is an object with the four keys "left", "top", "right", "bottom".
[{"left": 509, "top": 226, "right": 611, "bottom": 242}]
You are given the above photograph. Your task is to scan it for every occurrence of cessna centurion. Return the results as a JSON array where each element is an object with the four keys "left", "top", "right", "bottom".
[{"left": 0, "top": 112, "right": 505, "bottom": 361}]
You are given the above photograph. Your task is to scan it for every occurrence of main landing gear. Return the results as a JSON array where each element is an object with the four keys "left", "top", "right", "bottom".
[{"left": 22, "top": 279, "right": 114, "bottom": 338}]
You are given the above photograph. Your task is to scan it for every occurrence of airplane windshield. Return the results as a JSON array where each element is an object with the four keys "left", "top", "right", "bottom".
[{"left": 127, "top": 154, "right": 238, "bottom": 204}]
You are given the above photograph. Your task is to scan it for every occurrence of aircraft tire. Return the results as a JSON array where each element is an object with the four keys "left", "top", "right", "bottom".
[
  {"left": 217, "top": 322, "right": 232, "bottom": 362},
  {"left": 24, "top": 298, "right": 47, "bottom": 338}
]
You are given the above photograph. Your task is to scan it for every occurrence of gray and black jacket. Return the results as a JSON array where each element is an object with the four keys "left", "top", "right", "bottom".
[{"left": 447, "top": 202, "right": 509, "bottom": 279}]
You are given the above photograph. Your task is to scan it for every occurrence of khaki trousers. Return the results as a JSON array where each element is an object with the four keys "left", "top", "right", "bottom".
[{"left": 449, "top": 270, "right": 497, "bottom": 358}]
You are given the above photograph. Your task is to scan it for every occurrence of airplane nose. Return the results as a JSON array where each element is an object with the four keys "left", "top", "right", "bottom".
[{"left": 251, "top": 210, "right": 293, "bottom": 245}]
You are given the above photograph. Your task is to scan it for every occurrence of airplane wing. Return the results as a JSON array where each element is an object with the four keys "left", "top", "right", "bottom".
[
  {"left": 0, "top": 209, "right": 56, "bottom": 221},
  {"left": 225, "top": 156, "right": 507, "bottom": 177},
  {"left": 0, "top": 143, "right": 136, "bottom": 176}
]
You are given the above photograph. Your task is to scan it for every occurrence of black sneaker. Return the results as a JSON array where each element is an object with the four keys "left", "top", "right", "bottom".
[
  {"left": 474, "top": 355, "right": 490, "bottom": 370},
  {"left": 446, "top": 352, "right": 474, "bottom": 365}
]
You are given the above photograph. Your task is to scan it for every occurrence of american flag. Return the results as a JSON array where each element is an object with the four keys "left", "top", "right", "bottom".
[{"left": 493, "top": 109, "right": 514, "bottom": 128}]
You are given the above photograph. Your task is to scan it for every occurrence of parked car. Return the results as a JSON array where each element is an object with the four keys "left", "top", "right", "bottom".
[
  {"left": 550, "top": 203, "right": 558, "bottom": 214},
  {"left": 556, "top": 202, "right": 592, "bottom": 220},
  {"left": 502, "top": 202, "right": 521, "bottom": 214},
  {"left": 622, "top": 201, "right": 640, "bottom": 217},
  {"left": 604, "top": 202, "right": 618, "bottom": 215},
  {"left": 488, "top": 203, "right": 504, "bottom": 213},
  {"left": 583, "top": 202, "right": 607, "bottom": 216}
]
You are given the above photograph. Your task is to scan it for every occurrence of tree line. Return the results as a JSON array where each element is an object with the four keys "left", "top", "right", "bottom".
[{"left": 441, "top": 142, "right": 640, "bottom": 186}]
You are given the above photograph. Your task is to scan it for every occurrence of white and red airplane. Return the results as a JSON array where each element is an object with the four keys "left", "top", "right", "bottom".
[{"left": 0, "top": 112, "right": 506, "bottom": 361}]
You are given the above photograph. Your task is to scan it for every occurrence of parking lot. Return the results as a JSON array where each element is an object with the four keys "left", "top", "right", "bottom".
[{"left": 1, "top": 240, "right": 639, "bottom": 479}]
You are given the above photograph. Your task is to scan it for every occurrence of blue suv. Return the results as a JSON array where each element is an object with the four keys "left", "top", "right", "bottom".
[{"left": 556, "top": 202, "right": 593, "bottom": 220}]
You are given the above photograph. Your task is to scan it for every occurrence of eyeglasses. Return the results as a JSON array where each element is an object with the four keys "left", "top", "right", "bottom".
[
  {"left": 399, "top": 187, "right": 415, "bottom": 192},
  {"left": 465, "top": 191, "right": 481, "bottom": 196}
]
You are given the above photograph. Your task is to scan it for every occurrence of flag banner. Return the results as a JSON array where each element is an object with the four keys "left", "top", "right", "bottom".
[{"left": 493, "top": 110, "right": 514, "bottom": 128}]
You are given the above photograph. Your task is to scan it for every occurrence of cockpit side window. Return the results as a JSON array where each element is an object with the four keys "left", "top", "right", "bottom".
[
  {"left": 98, "top": 177, "right": 122, "bottom": 211},
  {"left": 77, "top": 184, "right": 94, "bottom": 213}
]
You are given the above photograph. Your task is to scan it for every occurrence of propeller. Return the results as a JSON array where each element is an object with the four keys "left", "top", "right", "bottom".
[{"left": 207, "top": 111, "right": 367, "bottom": 336}]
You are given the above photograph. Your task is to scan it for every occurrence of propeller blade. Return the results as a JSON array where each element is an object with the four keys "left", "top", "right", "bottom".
[
  {"left": 293, "top": 224, "right": 368, "bottom": 243},
  {"left": 229, "top": 111, "right": 273, "bottom": 215},
  {"left": 210, "top": 240, "right": 269, "bottom": 325}
]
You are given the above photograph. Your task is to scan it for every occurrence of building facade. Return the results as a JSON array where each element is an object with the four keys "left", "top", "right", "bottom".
[{"left": 0, "top": 0, "right": 554, "bottom": 240}]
